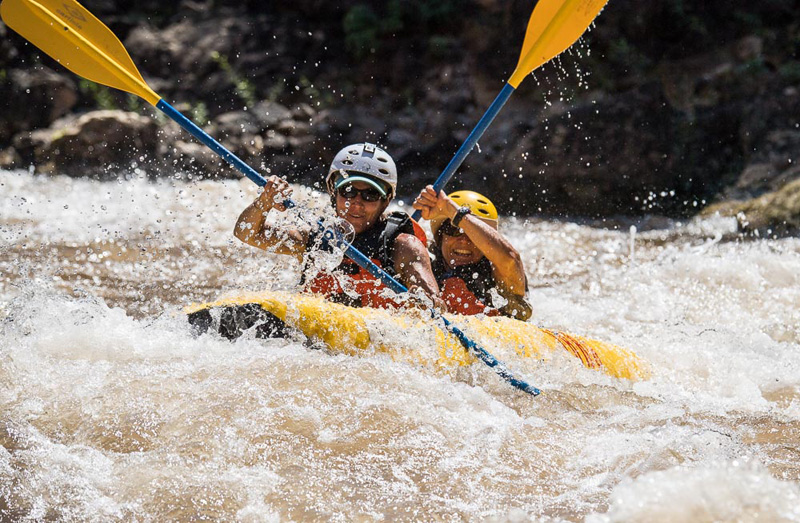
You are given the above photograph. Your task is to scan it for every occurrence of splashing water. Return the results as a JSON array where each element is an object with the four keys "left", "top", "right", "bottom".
[{"left": 2, "top": 170, "right": 800, "bottom": 521}]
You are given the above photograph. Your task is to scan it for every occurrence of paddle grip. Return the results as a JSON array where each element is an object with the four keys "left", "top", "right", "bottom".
[
  {"left": 156, "top": 99, "right": 404, "bottom": 293},
  {"left": 411, "top": 82, "right": 515, "bottom": 221}
]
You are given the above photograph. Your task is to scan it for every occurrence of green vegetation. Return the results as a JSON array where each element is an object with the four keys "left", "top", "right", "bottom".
[
  {"left": 79, "top": 79, "right": 117, "bottom": 110},
  {"left": 297, "top": 75, "right": 335, "bottom": 107},
  {"left": 343, "top": 5, "right": 386, "bottom": 58},
  {"left": 779, "top": 61, "right": 800, "bottom": 83},
  {"left": 607, "top": 38, "right": 651, "bottom": 73},
  {"left": 190, "top": 102, "right": 210, "bottom": 126},
  {"left": 416, "top": 0, "right": 457, "bottom": 23},
  {"left": 126, "top": 94, "right": 143, "bottom": 113},
  {"left": 737, "top": 57, "right": 768, "bottom": 76},
  {"left": 665, "top": 0, "right": 709, "bottom": 41},
  {"left": 400, "top": 86, "right": 415, "bottom": 106},
  {"left": 211, "top": 51, "right": 257, "bottom": 108},
  {"left": 343, "top": 0, "right": 458, "bottom": 59},
  {"left": 151, "top": 105, "right": 168, "bottom": 125},
  {"left": 427, "top": 35, "right": 457, "bottom": 59},
  {"left": 732, "top": 10, "right": 764, "bottom": 33},
  {"left": 266, "top": 80, "right": 285, "bottom": 103}
]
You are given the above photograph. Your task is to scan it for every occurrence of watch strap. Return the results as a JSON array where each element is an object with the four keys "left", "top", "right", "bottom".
[{"left": 451, "top": 205, "right": 472, "bottom": 227}]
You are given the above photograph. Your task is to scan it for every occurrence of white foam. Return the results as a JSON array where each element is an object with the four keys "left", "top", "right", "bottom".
[
  {"left": 587, "top": 459, "right": 800, "bottom": 522},
  {"left": 3, "top": 170, "right": 800, "bottom": 519}
]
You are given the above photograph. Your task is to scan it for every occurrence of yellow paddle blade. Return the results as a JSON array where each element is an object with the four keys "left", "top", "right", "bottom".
[
  {"left": 0, "top": 0, "right": 160, "bottom": 105},
  {"left": 508, "top": 0, "right": 608, "bottom": 88}
]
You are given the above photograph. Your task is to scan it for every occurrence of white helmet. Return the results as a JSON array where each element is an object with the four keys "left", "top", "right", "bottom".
[{"left": 325, "top": 143, "right": 397, "bottom": 198}]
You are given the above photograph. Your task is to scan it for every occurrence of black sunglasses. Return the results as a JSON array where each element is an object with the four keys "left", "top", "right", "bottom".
[
  {"left": 439, "top": 221, "right": 466, "bottom": 237},
  {"left": 336, "top": 185, "right": 386, "bottom": 202}
]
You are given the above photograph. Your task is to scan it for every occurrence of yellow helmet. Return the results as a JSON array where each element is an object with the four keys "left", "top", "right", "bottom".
[{"left": 431, "top": 190, "right": 499, "bottom": 237}]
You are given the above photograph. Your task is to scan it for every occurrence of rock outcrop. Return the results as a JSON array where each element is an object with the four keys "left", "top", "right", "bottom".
[
  {"left": 12, "top": 110, "right": 159, "bottom": 177},
  {"left": 0, "top": 0, "right": 798, "bottom": 225}
]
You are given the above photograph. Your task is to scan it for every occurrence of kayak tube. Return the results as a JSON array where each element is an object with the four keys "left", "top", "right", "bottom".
[{"left": 185, "top": 291, "right": 651, "bottom": 382}]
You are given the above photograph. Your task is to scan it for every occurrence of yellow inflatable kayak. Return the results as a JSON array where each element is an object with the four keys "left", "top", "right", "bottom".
[{"left": 185, "top": 291, "right": 650, "bottom": 382}]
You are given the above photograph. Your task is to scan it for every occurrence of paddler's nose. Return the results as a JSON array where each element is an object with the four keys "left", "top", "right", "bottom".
[
  {"left": 454, "top": 233, "right": 474, "bottom": 245},
  {"left": 348, "top": 194, "right": 367, "bottom": 207}
]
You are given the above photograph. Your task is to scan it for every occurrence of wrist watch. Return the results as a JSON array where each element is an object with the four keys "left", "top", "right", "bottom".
[{"left": 451, "top": 205, "right": 472, "bottom": 227}]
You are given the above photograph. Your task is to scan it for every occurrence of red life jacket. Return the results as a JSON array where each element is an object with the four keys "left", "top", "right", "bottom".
[
  {"left": 434, "top": 253, "right": 532, "bottom": 319},
  {"left": 301, "top": 212, "right": 428, "bottom": 310},
  {"left": 440, "top": 277, "right": 501, "bottom": 316},
  {"left": 432, "top": 254, "right": 501, "bottom": 316}
]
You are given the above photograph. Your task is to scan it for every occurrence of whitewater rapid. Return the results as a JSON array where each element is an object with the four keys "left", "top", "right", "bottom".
[{"left": 2, "top": 170, "right": 800, "bottom": 521}]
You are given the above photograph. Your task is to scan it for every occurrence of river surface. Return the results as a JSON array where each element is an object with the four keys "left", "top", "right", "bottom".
[{"left": 1, "top": 169, "right": 800, "bottom": 521}]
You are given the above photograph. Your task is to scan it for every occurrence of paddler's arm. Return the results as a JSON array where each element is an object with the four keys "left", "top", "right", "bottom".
[
  {"left": 414, "top": 186, "right": 528, "bottom": 297},
  {"left": 457, "top": 213, "right": 527, "bottom": 297},
  {"left": 454, "top": 213, "right": 532, "bottom": 321},
  {"left": 233, "top": 175, "right": 308, "bottom": 261},
  {"left": 392, "top": 232, "right": 443, "bottom": 309}
]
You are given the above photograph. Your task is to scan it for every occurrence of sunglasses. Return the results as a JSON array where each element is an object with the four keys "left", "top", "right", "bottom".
[
  {"left": 336, "top": 185, "right": 386, "bottom": 202},
  {"left": 439, "top": 221, "right": 466, "bottom": 238}
]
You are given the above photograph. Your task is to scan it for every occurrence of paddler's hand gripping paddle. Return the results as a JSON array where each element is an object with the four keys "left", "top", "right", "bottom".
[
  {"left": 411, "top": 0, "right": 608, "bottom": 220},
  {"left": 0, "top": 0, "right": 540, "bottom": 396}
]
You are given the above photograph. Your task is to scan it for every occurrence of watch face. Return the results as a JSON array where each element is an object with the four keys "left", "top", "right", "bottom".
[{"left": 452, "top": 206, "right": 471, "bottom": 227}]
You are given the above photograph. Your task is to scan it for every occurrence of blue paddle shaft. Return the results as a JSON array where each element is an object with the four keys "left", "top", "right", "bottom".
[
  {"left": 440, "top": 315, "right": 541, "bottom": 395},
  {"left": 157, "top": 98, "right": 538, "bottom": 396},
  {"left": 157, "top": 99, "right": 408, "bottom": 295},
  {"left": 157, "top": 98, "right": 408, "bottom": 294},
  {"left": 412, "top": 82, "right": 515, "bottom": 221},
  {"left": 157, "top": 100, "right": 268, "bottom": 187}
]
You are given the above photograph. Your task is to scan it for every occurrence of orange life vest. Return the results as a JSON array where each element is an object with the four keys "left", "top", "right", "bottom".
[
  {"left": 301, "top": 212, "right": 428, "bottom": 310},
  {"left": 433, "top": 253, "right": 532, "bottom": 319},
  {"left": 440, "top": 276, "right": 501, "bottom": 316},
  {"left": 432, "top": 254, "right": 502, "bottom": 316}
]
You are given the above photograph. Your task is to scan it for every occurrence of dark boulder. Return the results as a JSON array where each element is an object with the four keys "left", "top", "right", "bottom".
[
  {"left": 13, "top": 110, "right": 159, "bottom": 178},
  {"left": 0, "top": 68, "right": 78, "bottom": 142},
  {"left": 703, "top": 175, "right": 800, "bottom": 236},
  {"left": 251, "top": 101, "right": 292, "bottom": 130}
]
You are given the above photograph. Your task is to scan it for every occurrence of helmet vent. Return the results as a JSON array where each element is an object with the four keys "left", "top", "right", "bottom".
[
  {"left": 327, "top": 143, "right": 397, "bottom": 197},
  {"left": 478, "top": 209, "right": 490, "bottom": 215},
  {"left": 477, "top": 198, "right": 489, "bottom": 204}
]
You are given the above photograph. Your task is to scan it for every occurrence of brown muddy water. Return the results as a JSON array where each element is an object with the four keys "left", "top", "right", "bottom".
[{"left": 2, "top": 170, "right": 800, "bottom": 521}]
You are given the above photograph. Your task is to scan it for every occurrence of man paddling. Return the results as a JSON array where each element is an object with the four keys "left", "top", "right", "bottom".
[
  {"left": 413, "top": 186, "right": 532, "bottom": 320},
  {"left": 235, "top": 142, "right": 440, "bottom": 310}
]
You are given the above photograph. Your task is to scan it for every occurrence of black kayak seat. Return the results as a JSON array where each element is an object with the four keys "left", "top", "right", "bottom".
[{"left": 187, "top": 303, "right": 289, "bottom": 340}]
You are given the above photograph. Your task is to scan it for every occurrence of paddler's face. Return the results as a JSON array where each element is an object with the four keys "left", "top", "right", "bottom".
[
  {"left": 335, "top": 181, "right": 390, "bottom": 235},
  {"left": 440, "top": 228, "right": 484, "bottom": 268}
]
